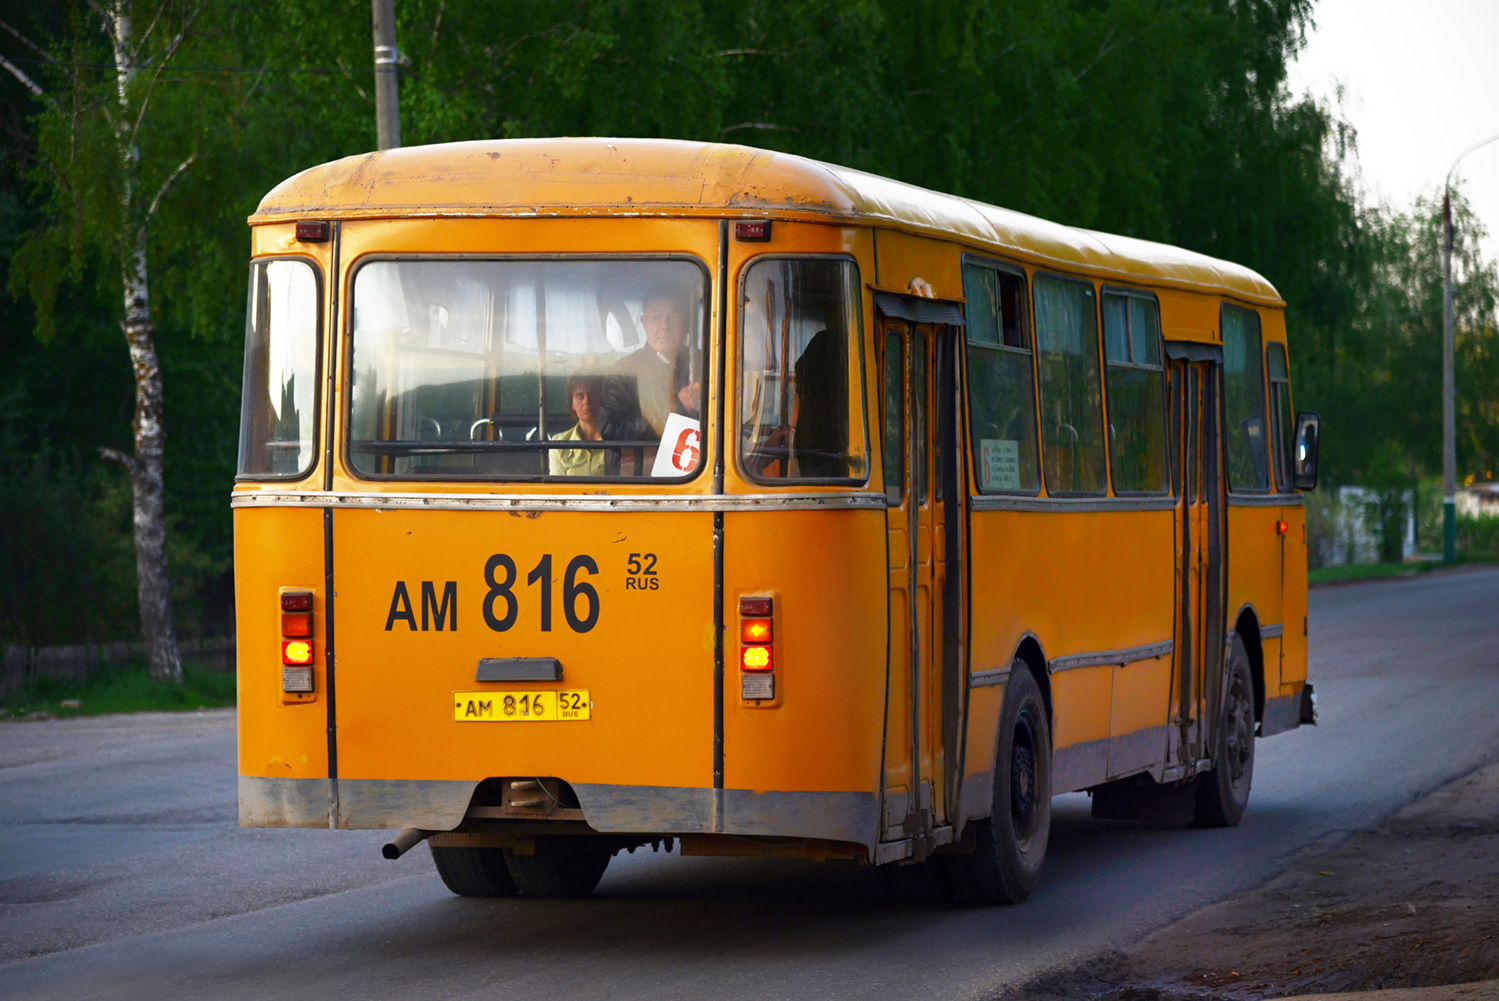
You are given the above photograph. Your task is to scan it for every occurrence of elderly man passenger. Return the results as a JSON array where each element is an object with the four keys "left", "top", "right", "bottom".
[{"left": 612, "top": 290, "right": 701, "bottom": 438}]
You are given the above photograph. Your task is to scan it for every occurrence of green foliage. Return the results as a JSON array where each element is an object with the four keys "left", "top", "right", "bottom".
[
  {"left": 1458, "top": 514, "right": 1499, "bottom": 557},
  {"left": 2, "top": 0, "right": 1497, "bottom": 642},
  {"left": 2, "top": 658, "right": 236, "bottom": 718}
]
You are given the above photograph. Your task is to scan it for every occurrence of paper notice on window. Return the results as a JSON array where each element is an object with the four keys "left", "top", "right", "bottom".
[
  {"left": 651, "top": 412, "right": 703, "bottom": 477},
  {"left": 979, "top": 439, "right": 1021, "bottom": 490}
]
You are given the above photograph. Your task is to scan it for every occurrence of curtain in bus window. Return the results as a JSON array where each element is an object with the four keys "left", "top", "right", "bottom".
[
  {"left": 238, "top": 259, "right": 319, "bottom": 478},
  {"left": 1267, "top": 342, "right": 1293, "bottom": 490},
  {"left": 347, "top": 258, "right": 708, "bottom": 481},
  {"left": 963, "top": 263, "right": 1038, "bottom": 493},
  {"left": 1034, "top": 276, "right": 1105, "bottom": 495},
  {"left": 738, "top": 258, "right": 868, "bottom": 482},
  {"left": 1102, "top": 293, "right": 1168, "bottom": 494},
  {"left": 1222, "top": 305, "right": 1269, "bottom": 491}
]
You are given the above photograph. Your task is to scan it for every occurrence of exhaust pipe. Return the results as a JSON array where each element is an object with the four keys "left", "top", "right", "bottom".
[{"left": 382, "top": 828, "right": 430, "bottom": 860}]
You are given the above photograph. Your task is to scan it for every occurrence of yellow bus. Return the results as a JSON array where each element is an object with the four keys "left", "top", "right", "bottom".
[{"left": 235, "top": 138, "right": 1320, "bottom": 903}]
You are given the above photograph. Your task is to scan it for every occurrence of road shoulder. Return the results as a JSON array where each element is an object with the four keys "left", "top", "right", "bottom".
[{"left": 1005, "top": 760, "right": 1499, "bottom": 1000}]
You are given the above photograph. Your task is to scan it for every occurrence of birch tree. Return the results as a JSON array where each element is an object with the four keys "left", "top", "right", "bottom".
[{"left": 5, "top": 1, "right": 213, "bottom": 683}]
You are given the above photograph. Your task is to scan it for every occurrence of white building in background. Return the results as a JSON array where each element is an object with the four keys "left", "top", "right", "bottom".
[
  {"left": 1457, "top": 482, "right": 1499, "bottom": 519},
  {"left": 1317, "top": 486, "right": 1417, "bottom": 567}
]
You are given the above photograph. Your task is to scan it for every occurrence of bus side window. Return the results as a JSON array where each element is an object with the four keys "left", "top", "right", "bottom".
[
  {"left": 1187, "top": 366, "right": 1199, "bottom": 506},
  {"left": 738, "top": 258, "right": 869, "bottom": 482},
  {"left": 883, "top": 329, "right": 904, "bottom": 504},
  {"left": 913, "top": 331, "right": 928, "bottom": 503},
  {"left": 1267, "top": 342, "right": 1293, "bottom": 491},
  {"left": 1168, "top": 365, "right": 1182, "bottom": 498},
  {"left": 962, "top": 262, "right": 1039, "bottom": 494},
  {"left": 1223, "top": 304, "right": 1269, "bottom": 491},
  {"left": 1101, "top": 292, "right": 1168, "bottom": 494},
  {"left": 239, "top": 259, "right": 321, "bottom": 479},
  {"left": 1034, "top": 275, "right": 1106, "bottom": 495}
]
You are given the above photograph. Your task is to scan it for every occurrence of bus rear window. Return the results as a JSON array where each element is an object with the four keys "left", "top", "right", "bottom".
[
  {"left": 238, "top": 259, "right": 321, "bottom": 479},
  {"left": 347, "top": 259, "right": 709, "bottom": 481},
  {"left": 738, "top": 258, "right": 868, "bottom": 483}
]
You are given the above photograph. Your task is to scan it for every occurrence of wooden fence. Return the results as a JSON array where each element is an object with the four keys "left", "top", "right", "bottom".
[{"left": 1, "top": 638, "right": 235, "bottom": 697}]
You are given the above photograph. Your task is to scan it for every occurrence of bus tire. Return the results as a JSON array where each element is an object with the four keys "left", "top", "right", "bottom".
[
  {"left": 1194, "top": 635, "right": 1255, "bottom": 828},
  {"left": 944, "top": 665, "right": 1051, "bottom": 904},
  {"left": 505, "top": 845, "right": 612, "bottom": 898},
  {"left": 429, "top": 844, "right": 519, "bottom": 897}
]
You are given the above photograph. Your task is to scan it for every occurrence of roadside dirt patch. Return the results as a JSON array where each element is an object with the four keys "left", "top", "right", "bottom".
[{"left": 1005, "top": 762, "right": 1499, "bottom": 1001}]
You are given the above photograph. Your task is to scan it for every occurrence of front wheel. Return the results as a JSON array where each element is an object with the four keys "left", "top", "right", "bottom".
[
  {"left": 944, "top": 663, "right": 1051, "bottom": 904},
  {"left": 1194, "top": 635, "right": 1256, "bottom": 827}
]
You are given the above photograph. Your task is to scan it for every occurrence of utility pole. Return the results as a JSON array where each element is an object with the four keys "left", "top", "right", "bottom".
[
  {"left": 1442, "top": 193, "right": 1456, "bottom": 563},
  {"left": 373, "top": 0, "right": 401, "bottom": 150},
  {"left": 1441, "top": 131, "right": 1499, "bottom": 563}
]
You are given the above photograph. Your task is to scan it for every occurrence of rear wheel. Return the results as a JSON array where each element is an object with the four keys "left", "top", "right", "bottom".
[
  {"left": 944, "top": 663, "right": 1051, "bottom": 904},
  {"left": 1194, "top": 635, "right": 1255, "bottom": 827},
  {"left": 505, "top": 845, "right": 612, "bottom": 898},
  {"left": 429, "top": 844, "right": 519, "bottom": 897}
]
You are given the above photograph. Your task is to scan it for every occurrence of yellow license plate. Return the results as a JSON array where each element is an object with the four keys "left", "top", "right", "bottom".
[{"left": 452, "top": 690, "right": 591, "bottom": 722}]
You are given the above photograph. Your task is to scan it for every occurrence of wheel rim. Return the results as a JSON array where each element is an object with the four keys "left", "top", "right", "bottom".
[
  {"left": 1224, "top": 668, "right": 1254, "bottom": 784},
  {"left": 1010, "top": 708, "right": 1039, "bottom": 848}
]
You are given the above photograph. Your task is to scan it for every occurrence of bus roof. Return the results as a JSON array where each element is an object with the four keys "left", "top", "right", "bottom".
[{"left": 252, "top": 138, "right": 1283, "bottom": 307}]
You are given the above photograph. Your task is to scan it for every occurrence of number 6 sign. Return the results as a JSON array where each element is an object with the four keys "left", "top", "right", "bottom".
[{"left": 651, "top": 413, "right": 703, "bottom": 477}]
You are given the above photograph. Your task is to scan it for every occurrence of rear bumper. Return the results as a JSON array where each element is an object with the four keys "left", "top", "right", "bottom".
[
  {"left": 1259, "top": 680, "right": 1317, "bottom": 738},
  {"left": 240, "top": 775, "right": 877, "bottom": 847}
]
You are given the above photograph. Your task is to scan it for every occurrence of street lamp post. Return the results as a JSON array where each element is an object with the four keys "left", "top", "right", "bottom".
[{"left": 1440, "top": 132, "right": 1499, "bottom": 564}]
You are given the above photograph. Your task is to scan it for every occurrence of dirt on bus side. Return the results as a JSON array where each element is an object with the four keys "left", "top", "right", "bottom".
[{"left": 1002, "top": 761, "right": 1499, "bottom": 1001}]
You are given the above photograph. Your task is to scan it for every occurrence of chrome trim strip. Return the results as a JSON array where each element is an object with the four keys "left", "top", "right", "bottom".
[
  {"left": 970, "top": 495, "right": 1176, "bottom": 513},
  {"left": 231, "top": 489, "right": 887, "bottom": 513},
  {"left": 1049, "top": 639, "right": 1174, "bottom": 674},
  {"left": 969, "top": 666, "right": 1011, "bottom": 689},
  {"left": 1260, "top": 622, "right": 1284, "bottom": 639},
  {"left": 1228, "top": 492, "right": 1305, "bottom": 507}
]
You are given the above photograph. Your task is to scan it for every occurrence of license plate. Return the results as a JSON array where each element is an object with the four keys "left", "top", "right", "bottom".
[{"left": 452, "top": 690, "right": 591, "bottom": 722}]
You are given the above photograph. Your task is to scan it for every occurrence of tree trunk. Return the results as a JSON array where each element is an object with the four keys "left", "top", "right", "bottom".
[{"left": 109, "top": 0, "right": 181, "bottom": 685}]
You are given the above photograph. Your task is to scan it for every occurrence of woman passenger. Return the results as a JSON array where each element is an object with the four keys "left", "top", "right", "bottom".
[{"left": 550, "top": 375, "right": 611, "bottom": 476}]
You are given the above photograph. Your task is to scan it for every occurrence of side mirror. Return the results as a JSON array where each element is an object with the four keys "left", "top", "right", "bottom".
[{"left": 1293, "top": 411, "right": 1321, "bottom": 491}]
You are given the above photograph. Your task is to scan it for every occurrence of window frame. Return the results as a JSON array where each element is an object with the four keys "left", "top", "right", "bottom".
[
  {"left": 236, "top": 254, "right": 325, "bottom": 483},
  {"left": 733, "top": 252, "right": 871, "bottom": 488},
  {"left": 1220, "top": 301, "right": 1271, "bottom": 494},
  {"left": 961, "top": 254, "right": 1042, "bottom": 497},
  {"left": 340, "top": 252, "right": 714, "bottom": 484},
  {"left": 1031, "top": 269, "right": 1108, "bottom": 497},
  {"left": 1099, "top": 284, "right": 1170, "bottom": 497}
]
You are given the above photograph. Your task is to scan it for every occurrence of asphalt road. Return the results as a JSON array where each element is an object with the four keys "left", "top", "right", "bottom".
[{"left": 3, "top": 567, "right": 1498, "bottom": 1001}]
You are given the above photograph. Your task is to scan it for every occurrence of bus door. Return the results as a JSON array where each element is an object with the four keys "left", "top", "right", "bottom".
[
  {"left": 879, "top": 312, "right": 964, "bottom": 848},
  {"left": 1166, "top": 349, "right": 1226, "bottom": 772}
]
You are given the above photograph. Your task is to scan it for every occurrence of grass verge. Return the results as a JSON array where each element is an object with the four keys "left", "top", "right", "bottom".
[
  {"left": 1, "top": 658, "right": 236, "bottom": 719},
  {"left": 1310, "top": 553, "right": 1499, "bottom": 585}
]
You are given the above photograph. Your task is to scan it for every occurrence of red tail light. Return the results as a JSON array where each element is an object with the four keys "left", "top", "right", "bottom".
[
  {"left": 281, "top": 591, "right": 314, "bottom": 612},
  {"left": 739, "top": 595, "right": 773, "bottom": 617},
  {"left": 282, "top": 639, "right": 314, "bottom": 665},
  {"left": 740, "top": 618, "right": 772, "bottom": 643},
  {"left": 741, "top": 645, "right": 772, "bottom": 671},
  {"left": 738, "top": 592, "right": 777, "bottom": 702},
  {"left": 279, "top": 589, "right": 316, "bottom": 695}
]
